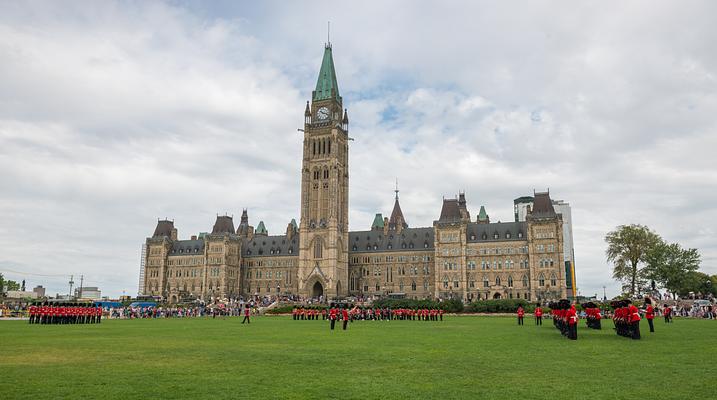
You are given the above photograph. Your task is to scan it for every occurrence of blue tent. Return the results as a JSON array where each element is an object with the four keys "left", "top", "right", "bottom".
[
  {"left": 94, "top": 301, "right": 122, "bottom": 308},
  {"left": 129, "top": 301, "right": 157, "bottom": 308}
]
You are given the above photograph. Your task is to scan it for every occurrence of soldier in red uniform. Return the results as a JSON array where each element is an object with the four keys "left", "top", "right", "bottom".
[
  {"left": 627, "top": 300, "right": 641, "bottom": 339},
  {"left": 534, "top": 304, "right": 543, "bottom": 325},
  {"left": 567, "top": 303, "right": 578, "bottom": 340},
  {"left": 329, "top": 304, "right": 338, "bottom": 330},
  {"left": 663, "top": 304, "right": 672, "bottom": 323},
  {"left": 241, "top": 305, "right": 251, "bottom": 324},
  {"left": 517, "top": 306, "right": 524, "bottom": 326},
  {"left": 644, "top": 297, "right": 655, "bottom": 333},
  {"left": 341, "top": 305, "right": 349, "bottom": 330}
]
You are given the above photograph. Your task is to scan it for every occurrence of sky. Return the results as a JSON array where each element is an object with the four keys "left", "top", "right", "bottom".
[{"left": 1, "top": 1, "right": 716, "bottom": 299}]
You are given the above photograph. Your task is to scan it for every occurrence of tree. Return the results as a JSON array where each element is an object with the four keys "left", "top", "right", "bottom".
[
  {"left": 605, "top": 224, "right": 661, "bottom": 297},
  {"left": 644, "top": 242, "right": 701, "bottom": 295},
  {"left": 0, "top": 273, "right": 4, "bottom": 296},
  {"left": 5, "top": 280, "right": 21, "bottom": 291}
]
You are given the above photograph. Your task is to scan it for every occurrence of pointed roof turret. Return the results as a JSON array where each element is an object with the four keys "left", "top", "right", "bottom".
[
  {"left": 388, "top": 185, "right": 408, "bottom": 230},
  {"left": 255, "top": 221, "right": 268, "bottom": 236},
  {"left": 342, "top": 108, "right": 348, "bottom": 123},
  {"left": 477, "top": 205, "right": 490, "bottom": 224},
  {"left": 304, "top": 101, "right": 311, "bottom": 116},
  {"left": 371, "top": 213, "right": 384, "bottom": 230},
  {"left": 290, "top": 218, "right": 298, "bottom": 231},
  {"left": 313, "top": 44, "right": 340, "bottom": 102}
]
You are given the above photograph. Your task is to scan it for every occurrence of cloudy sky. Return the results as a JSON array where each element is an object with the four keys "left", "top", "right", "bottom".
[{"left": 1, "top": 1, "right": 715, "bottom": 298}]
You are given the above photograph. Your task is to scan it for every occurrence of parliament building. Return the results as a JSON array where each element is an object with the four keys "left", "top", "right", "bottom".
[{"left": 140, "top": 43, "right": 575, "bottom": 303}]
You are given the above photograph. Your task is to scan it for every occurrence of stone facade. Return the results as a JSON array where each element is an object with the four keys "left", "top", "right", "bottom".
[{"left": 140, "top": 43, "right": 571, "bottom": 303}]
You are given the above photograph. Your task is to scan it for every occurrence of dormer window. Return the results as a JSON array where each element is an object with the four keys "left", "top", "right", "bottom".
[
  {"left": 424, "top": 242, "right": 429, "bottom": 248},
  {"left": 518, "top": 231, "right": 523, "bottom": 238},
  {"left": 288, "top": 248, "right": 293, "bottom": 254},
  {"left": 482, "top": 233, "right": 487, "bottom": 240},
  {"left": 494, "top": 232, "right": 499, "bottom": 239},
  {"left": 402, "top": 243, "right": 407, "bottom": 249},
  {"left": 387, "top": 243, "right": 393, "bottom": 250},
  {"left": 352, "top": 245, "right": 357, "bottom": 251},
  {"left": 506, "top": 232, "right": 511, "bottom": 239}
]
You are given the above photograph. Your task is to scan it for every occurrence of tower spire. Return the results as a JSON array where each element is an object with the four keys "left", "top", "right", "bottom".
[
  {"left": 395, "top": 178, "right": 399, "bottom": 200},
  {"left": 327, "top": 21, "right": 330, "bottom": 46}
]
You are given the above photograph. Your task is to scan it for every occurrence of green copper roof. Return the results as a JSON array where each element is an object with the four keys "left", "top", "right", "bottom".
[
  {"left": 290, "top": 218, "right": 298, "bottom": 230},
  {"left": 478, "top": 206, "right": 489, "bottom": 221},
  {"left": 255, "top": 221, "right": 267, "bottom": 235},
  {"left": 313, "top": 45, "right": 340, "bottom": 102},
  {"left": 371, "top": 213, "right": 384, "bottom": 229}
]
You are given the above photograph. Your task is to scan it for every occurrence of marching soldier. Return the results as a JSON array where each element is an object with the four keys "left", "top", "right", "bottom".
[
  {"left": 329, "top": 304, "right": 337, "bottom": 330},
  {"left": 644, "top": 297, "right": 655, "bottom": 333},
  {"left": 663, "top": 304, "right": 672, "bottom": 323},
  {"left": 567, "top": 302, "right": 578, "bottom": 340},
  {"left": 341, "top": 305, "right": 349, "bottom": 330},
  {"left": 627, "top": 300, "right": 641, "bottom": 340}
]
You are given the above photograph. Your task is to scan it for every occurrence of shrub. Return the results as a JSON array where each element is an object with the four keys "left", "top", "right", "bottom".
[{"left": 464, "top": 299, "right": 533, "bottom": 313}]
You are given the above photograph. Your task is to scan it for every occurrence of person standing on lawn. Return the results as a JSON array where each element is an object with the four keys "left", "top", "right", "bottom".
[
  {"left": 644, "top": 297, "right": 655, "bottom": 333},
  {"left": 517, "top": 305, "right": 525, "bottom": 326},
  {"left": 329, "top": 304, "right": 337, "bottom": 330},
  {"left": 534, "top": 304, "right": 543, "bottom": 325},
  {"left": 241, "top": 305, "right": 251, "bottom": 324},
  {"left": 341, "top": 305, "right": 349, "bottom": 330}
]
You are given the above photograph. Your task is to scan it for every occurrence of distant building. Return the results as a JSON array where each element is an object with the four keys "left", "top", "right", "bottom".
[
  {"left": 5, "top": 290, "right": 38, "bottom": 299},
  {"left": 514, "top": 195, "right": 577, "bottom": 298},
  {"left": 33, "top": 285, "right": 46, "bottom": 298},
  {"left": 75, "top": 286, "right": 101, "bottom": 300}
]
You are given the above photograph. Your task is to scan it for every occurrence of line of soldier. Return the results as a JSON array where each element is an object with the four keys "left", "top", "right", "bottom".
[
  {"left": 610, "top": 299, "right": 641, "bottom": 339},
  {"left": 28, "top": 303, "right": 102, "bottom": 325},
  {"left": 549, "top": 299, "right": 578, "bottom": 340},
  {"left": 292, "top": 307, "right": 326, "bottom": 320},
  {"left": 581, "top": 302, "right": 602, "bottom": 330},
  {"left": 292, "top": 306, "right": 445, "bottom": 322}
]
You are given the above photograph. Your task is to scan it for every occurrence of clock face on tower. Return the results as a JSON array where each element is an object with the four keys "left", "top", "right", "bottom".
[{"left": 316, "top": 107, "right": 330, "bottom": 121}]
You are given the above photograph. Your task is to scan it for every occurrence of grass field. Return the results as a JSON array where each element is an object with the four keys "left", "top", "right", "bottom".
[{"left": 0, "top": 316, "right": 714, "bottom": 399}]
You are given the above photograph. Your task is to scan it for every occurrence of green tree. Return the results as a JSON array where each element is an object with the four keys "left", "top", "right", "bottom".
[
  {"left": 644, "top": 242, "right": 701, "bottom": 294},
  {"left": 0, "top": 273, "right": 5, "bottom": 296},
  {"left": 677, "top": 271, "right": 714, "bottom": 297},
  {"left": 5, "top": 280, "right": 21, "bottom": 291},
  {"left": 605, "top": 224, "right": 661, "bottom": 297}
]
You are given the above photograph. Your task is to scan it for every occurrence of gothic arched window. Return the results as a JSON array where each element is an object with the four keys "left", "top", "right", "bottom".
[{"left": 314, "top": 239, "right": 322, "bottom": 259}]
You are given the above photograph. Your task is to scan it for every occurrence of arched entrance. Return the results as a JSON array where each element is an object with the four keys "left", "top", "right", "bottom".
[
  {"left": 336, "top": 280, "right": 342, "bottom": 296},
  {"left": 312, "top": 281, "right": 324, "bottom": 298},
  {"left": 493, "top": 292, "right": 502, "bottom": 299}
]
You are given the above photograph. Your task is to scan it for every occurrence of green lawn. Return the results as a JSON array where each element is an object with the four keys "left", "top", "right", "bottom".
[{"left": 0, "top": 316, "right": 714, "bottom": 399}]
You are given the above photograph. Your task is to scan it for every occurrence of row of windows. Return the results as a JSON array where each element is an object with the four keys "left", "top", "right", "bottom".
[
  {"left": 535, "top": 244, "right": 556, "bottom": 252},
  {"left": 471, "top": 247, "right": 529, "bottom": 256},
  {"left": 350, "top": 255, "right": 432, "bottom": 264},
  {"left": 243, "top": 259, "right": 298, "bottom": 268},
  {"left": 168, "top": 257, "right": 204, "bottom": 266},
  {"left": 311, "top": 138, "right": 332, "bottom": 157},
  {"left": 352, "top": 241, "right": 430, "bottom": 251}
]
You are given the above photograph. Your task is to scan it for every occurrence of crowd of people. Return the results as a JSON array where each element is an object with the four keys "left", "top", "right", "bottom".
[{"left": 106, "top": 303, "right": 257, "bottom": 320}]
